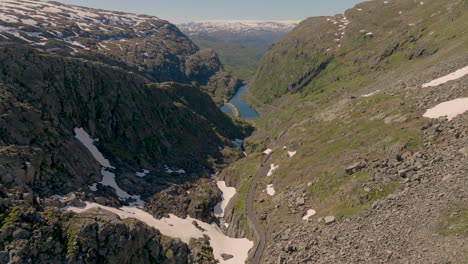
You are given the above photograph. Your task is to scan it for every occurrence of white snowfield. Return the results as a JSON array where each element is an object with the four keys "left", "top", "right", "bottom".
[
  {"left": 302, "top": 209, "right": 316, "bottom": 221},
  {"left": 179, "top": 20, "right": 301, "bottom": 34},
  {"left": 67, "top": 203, "right": 253, "bottom": 264},
  {"left": 287, "top": 151, "right": 297, "bottom": 157},
  {"left": 267, "top": 164, "right": 279, "bottom": 177},
  {"left": 214, "top": 181, "right": 236, "bottom": 218},
  {"left": 266, "top": 184, "right": 276, "bottom": 196},
  {"left": 422, "top": 66, "right": 468, "bottom": 88},
  {"left": 423, "top": 98, "right": 468, "bottom": 120},
  {"left": 74, "top": 128, "right": 144, "bottom": 206}
]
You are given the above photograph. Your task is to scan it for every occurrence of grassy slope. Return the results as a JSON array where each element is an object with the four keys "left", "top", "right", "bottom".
[
  {"left": 225, "top": 0, "right": 467, "bottom": 233},
  {"left": 194, "top": 39, "right": 264, "bottom": 81}
]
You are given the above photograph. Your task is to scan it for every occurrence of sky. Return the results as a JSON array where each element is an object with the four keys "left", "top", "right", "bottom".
[{"left": 49, "top": 0, "right": 364, "bottom": 23}]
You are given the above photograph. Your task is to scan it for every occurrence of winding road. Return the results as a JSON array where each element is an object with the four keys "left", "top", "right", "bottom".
[{"left": 246, "top": 106, "right": 302, "bottom": 264}]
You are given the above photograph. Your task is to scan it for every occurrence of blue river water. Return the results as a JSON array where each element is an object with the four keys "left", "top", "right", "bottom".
[{"left": 220, "top": 84, "right": 260, "bottom": 119}]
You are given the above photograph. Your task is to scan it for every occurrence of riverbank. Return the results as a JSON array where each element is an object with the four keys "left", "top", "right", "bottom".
[
  {"left": 224, "top": 100, "right": 240, "bottom": 117},
  {"left": 220, "top": 84, "right": 260, "bottom": 119}
]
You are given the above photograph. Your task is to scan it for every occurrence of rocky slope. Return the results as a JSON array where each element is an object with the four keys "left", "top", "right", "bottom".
[
  {"left": 221, "top": 0, "right": 467, "bottom": 263},
  {"left": 0, "top": 0, "right": 240, "bottom": 104},
  {"left": 179, "top": 20, "right": 300, "bottom": 80},
  {"left": 0, "top": 36, "right": 247, "bottom": 264}
]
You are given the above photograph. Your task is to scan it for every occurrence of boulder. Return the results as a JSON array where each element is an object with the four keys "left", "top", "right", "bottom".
[
  {"left": 296, "top": 197, "right": 305, "bottom": 206},
  {"left": 345, "top": 162, "right": 365, "bottom": 175},
  {"left": 324, "top": 216, "right": 336, "bottom": 225}
]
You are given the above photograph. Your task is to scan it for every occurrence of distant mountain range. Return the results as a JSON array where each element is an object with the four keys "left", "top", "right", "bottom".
[
  {"left": 178, "top": 20, "right": 301, "bottom": 80},
  {"left": 179, "top": 20, "right": 301, "bottom": 35}
]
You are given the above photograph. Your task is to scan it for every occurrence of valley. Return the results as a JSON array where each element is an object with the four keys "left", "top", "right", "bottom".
[{"left": 0, "top": 0, "right": 467, "bottom": 263}]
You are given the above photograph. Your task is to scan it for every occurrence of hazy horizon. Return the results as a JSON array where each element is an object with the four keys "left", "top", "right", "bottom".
[{"left": 47, "top": 0, "right": 364, "bottom": 23}]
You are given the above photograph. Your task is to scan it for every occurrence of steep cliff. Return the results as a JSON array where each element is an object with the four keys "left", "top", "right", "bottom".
[
  {"left": 0, "top": 0, "right": 240, "bottom": 104},
  {"left": 0, "top": 43, "right": 247, "bottom": 263}
]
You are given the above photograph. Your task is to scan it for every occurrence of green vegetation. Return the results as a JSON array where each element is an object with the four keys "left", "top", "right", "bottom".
[
  {"left": 437, "top": 206, "right": 468, "bottom": 237},
  {"left": 195, "top": 40, "right": 263, "bottom": 81},
  {"left": 0, "top": 206, "right": 20, "bottom": 230}
]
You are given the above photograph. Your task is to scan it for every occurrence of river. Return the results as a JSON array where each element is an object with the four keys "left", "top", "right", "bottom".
[{"left": 220, "top": 84, "right": 259, "bottom": 119}]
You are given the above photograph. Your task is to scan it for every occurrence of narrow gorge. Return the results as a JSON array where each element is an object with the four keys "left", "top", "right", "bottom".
[{"left": 0, "top": 0, "right": 467, "bottom": 263}]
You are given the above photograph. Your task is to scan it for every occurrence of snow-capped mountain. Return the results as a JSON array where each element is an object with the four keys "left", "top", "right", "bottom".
[
  {"left": 179, "top": 20, "right": 301, "bottom": 35},
  {"left": 0, "top": 0, "right": 240, "bottom": 103},
  {"left": 0, "top": 0, "right": 162, "bottom": 46},
  {"left": 178, "top": 20, "right": 302, "bottom": 79}
]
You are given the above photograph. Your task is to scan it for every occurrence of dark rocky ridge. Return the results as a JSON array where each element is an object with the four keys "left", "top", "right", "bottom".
[
  {"left": 0, "top": 0, "right": 240, "bottom": 104},
  {"left": 0, "top": 42, "right": 248, "bottom": 262}
]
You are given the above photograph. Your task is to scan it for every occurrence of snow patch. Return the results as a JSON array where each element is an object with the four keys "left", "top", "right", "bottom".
[
  {"left": 267, "top": 164, "right": 279, "bottom": 177},
  {"left": 263, "top": 148, "right": 273, "bottom": 155},
  {"left": 422, "top": 66, "right": 468, "bottom": 88},
  {"left": 89, "top": 183, "right": 97, "bottom": 192},
  {"left": 287, "top": 151, "right": 297, "bottom": 157},
  {"left": 74, "top": 128, "right": 143, "bottom": 206},
  {"left": 67, "top": 203, "right": 253, "bottom": 264},
  {"left": 214, "top": 181, "right": 236, "bottom": 218},
  {"left": 74, "top": 128, "right": 114, "bottom": 168},
  {"left": 266, "top": 184, "right": 275, "bottom": 196},
  {"left": 302, "top": 209, "right": 316, "bottom": 221},
  {"left": 362, "top": 90, "right": 381, "bottom": 97},
  {"left": 164, "top": 165, "right": 185, "bottom": 174},
  {"left": 423, "top": 98, "right": 468, "bottom": 121},
  {"left": 135, "top": 169, "right": 150, "bottom": 177}
]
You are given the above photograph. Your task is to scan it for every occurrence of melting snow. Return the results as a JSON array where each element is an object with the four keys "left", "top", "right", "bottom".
[
  {"left": 266, "top": 184, "right": 275, "bottom": 196},
  {"left": 74, "top": 128, "right": 143, "bottom": 206},
  {"left": 74, "top": 128, "right": 115, "bottom": 168},
  {"left": 421, "top": 66, "right": 468, "bottom": 88},
  {"left": 135, "top": 169, "right": 150, "bottom": 177},
  {"left": 423, "top": 98, "right": 468, "bottom": 121},
  {"left": 302, "top": 209, "right": 317, "bottom": 221},
  {"left": 287, "top": 151, "right": 297, "bottom": 157},
  {"left": 164, "top": 165, "right": 185, "bottom": 174},
  {"left": 214, "top": 181, "right": 236, "bottom": 218},
  {"left": 89, "top": 183, "right": 97, "bottom": 192},
  {"left": 67, "top": 202, "right": 253, "bottom": 264},
  {"left": 263, "top": 148, "right": 273, "bottom": 155},
  {"left": 267, "top": 164, "right": 279, "bottom": 177}
]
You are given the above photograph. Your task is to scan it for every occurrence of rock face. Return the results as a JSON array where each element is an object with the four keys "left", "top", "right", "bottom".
[
  {"left": 0, "top": 0, "right": 240, "bottom": 104},
  {"left": 145, "top": 178, "right": 222, "bottom": 223},
  {"left": 0, "top": 44, "right": 246, "bottom": 197},
  {"left": 0, "top": 203, "right": 193, "bottom": 264}
]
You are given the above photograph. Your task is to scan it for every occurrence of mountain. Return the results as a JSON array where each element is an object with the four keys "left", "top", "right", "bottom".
[
  {"left": 219, "top": 0, "right": 468, "bottom": 263},
  {"left": 179, "top": 20, "right": 300, "bottom": 80},
  {"left": 0, "top": 1, "right": 254, "bottom": 263},
  {"left": 0, "top": 0, "right": 240, "bottom": 104}
]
